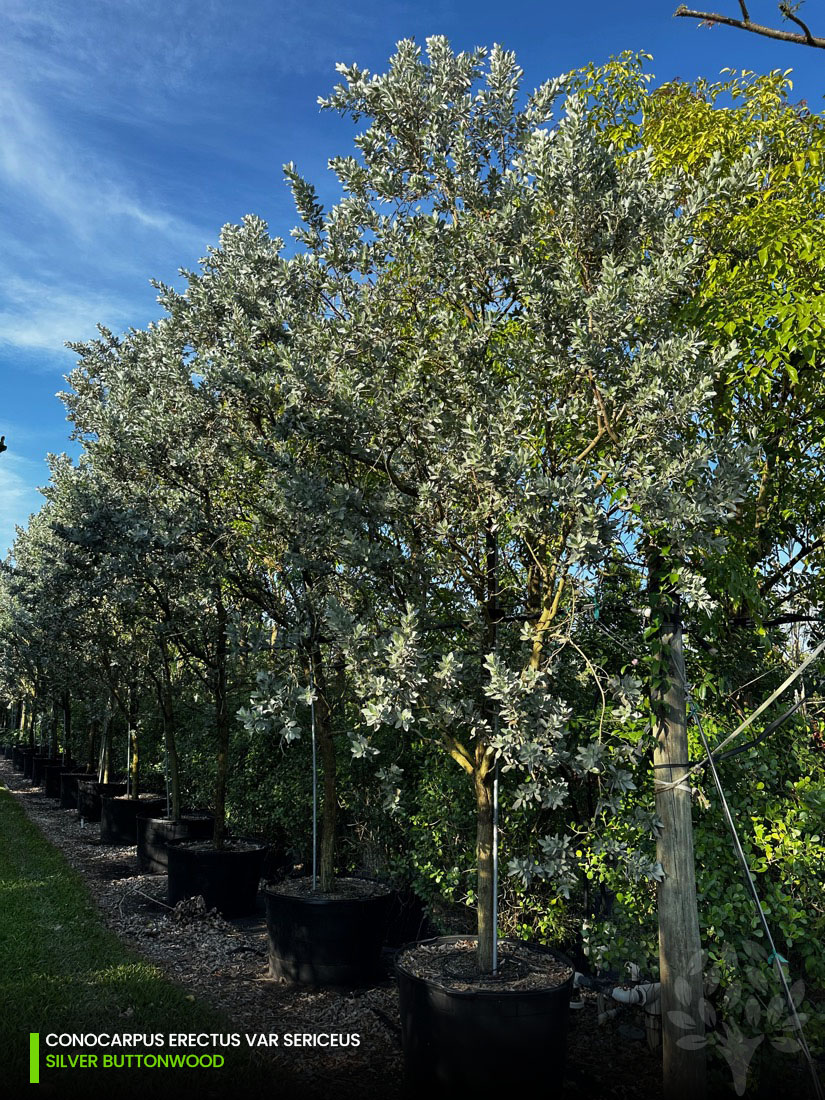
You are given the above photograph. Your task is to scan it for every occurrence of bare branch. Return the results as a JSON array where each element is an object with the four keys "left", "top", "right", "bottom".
[
  {"left": 674, "top": 3, "right": 825, "bottom": 48},
  {"left": 780, "top": 0, "right": 816, "bottom": 42}
]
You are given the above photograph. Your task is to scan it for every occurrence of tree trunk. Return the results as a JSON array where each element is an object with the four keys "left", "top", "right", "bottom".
[
  {"left": 99, "top": 704, "right": 113, "bottom": 783},
  {"left": 653, "top": 610, "right": 707, "bottom": 1100},
  {"left": 22, "top": 697, "right": 33, "bottom": 749},
  {"left": 49, "top": 703, "right": 59, "bottom": 758},
  {"left": 475, "top": 516, "right": 499, "bottom": 973},
  {"left": 159, "top": 646, "right": 181, "bottom": 821},
  {"left": 62, "top": 691, "right": 72, "bottom": 765},
  {"left": 474, "top": 763, "right": 495, "bottom": 972},
  {"left": 213, "top": 596, "right": 230, "bottom": 850},
  {"left": 128, "top": 689, "right": 140, "bottom": 797},
  {"left": 87, "top": 717, "right": 98, "bottom": 772},
  {"left": 311, "top": 646, "right": 337, "bottom": 893}
]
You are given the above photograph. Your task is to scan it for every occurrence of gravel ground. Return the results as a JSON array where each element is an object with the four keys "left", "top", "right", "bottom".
[{"left": 1, "top": 757, "right": 664, "bottom": 1099}]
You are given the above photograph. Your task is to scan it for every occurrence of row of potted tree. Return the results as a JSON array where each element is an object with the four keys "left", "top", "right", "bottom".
[
  {"left": 2, "top": 709, "right": 573, "bottom": 1094},
  {"left": 3, "top": 40, "right": 824, "bottom": 1095}
]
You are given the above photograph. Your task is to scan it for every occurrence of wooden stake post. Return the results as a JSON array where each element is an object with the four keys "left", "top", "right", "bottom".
[{"left": 653, "top": 613, "right": 707, "bottom": 1099}]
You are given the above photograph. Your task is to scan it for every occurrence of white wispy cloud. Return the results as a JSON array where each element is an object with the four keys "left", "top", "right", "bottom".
[
  {"left": 1, "top": 0, "right": 414, "bottom": 116},
  {"left": 0, "top": 275, "right": 140, "bottom": 357},
  {"left": 0, "top": 79, "right": 207, "bottom": 252}
]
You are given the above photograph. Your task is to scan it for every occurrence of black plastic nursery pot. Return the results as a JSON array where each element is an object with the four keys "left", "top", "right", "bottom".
[
  {"left": 100, "top": 795, "right": 167, "bottom": 845},
  {"left": 264, "top": 880, "right": 393, "bottom": 987},
  {"left": 166, "top": 837, "right": 267, "bottom": 917},
  {"left": 396, "top": 935, "right": 574, "bottom": 1098},
  {"left": 136, "top": 811, "right": 215, "bottom": 874},
  {"left": 59, "top": 771, "right": 92, "bottom": 809},
  {"left": 22, "top": 750, "right": 42, "bottom": 778},
  {"left": 384, "top": 887, "right": 435, "bottom": 948},
  {"left": 44, "top": 763, "right": 72, "bottom": 799},
  {"left": 30, "top": 755, "right": 58, "bottom": 785},
  {"left": 76, "top": 779, "right": 127, "bottom": 822}
]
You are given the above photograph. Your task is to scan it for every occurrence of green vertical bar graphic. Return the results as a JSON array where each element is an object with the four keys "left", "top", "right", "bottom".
[{"left": 30, "top": 1032, "right": 40, "bottom": 1084}]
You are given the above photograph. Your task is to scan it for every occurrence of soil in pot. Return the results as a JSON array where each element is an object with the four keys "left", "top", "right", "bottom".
[
  {"left": 166, "top": 837, "right": 267, "bottom": 918},
  {"left": 100, "top": 794, "right": 167, "bottom": 845},
  {"left": 396, "top": 936, "right": 574, "bottom": 1098},
  {"left": 264, "top": 876, "right": 393, "bottom": 987},
  {"left": 76, "top": 780, "right": 127, "bottom": 822},
  {"left": 136, "top": 811, "right": 215, "bottom": 874}
]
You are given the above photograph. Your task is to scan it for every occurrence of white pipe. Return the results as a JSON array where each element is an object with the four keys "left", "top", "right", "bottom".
[{"left": 611, "top": 982, "right": 662, "bottom": 1015}]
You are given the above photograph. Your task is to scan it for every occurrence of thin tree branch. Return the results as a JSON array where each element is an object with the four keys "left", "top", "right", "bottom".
[
  {"left": 761, "top": 536, "right": 825, "bottom": 594},
  {"left": 574, "top": 426, "right": 607, "bottom": 465},
  {"left": 780, "top": 0, "right": 816, "bottom": 41},
  {"left": 762, "top": 614, "right": 825, "bottom": 627},
  {"left": 730, "top": 612, "right": 825, "bottom": 628},
  {"left": 674, "top": 3, "right": 825, "bottom": 48}
]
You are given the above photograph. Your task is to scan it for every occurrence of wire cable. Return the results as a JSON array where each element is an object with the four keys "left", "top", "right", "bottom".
[
  {"left": 683, "top": 677, "right": 824, "bottom": 1100},
  {"left": 655, "top": 638, "right": 825, "bottom": 793}
]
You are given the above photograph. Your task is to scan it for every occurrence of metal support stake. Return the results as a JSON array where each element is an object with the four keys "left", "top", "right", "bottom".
[
  {"left": 492, "top": 757, "right": 499, "bottom": 973},
  {"left": 310, "top": 666, "right": 318, "bottom": 892},
  {"left": 164, "top": 738, "right": 170, "bottom": 820}
]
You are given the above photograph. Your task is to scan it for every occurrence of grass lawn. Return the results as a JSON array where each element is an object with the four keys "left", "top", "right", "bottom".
[{"left": 0, "top": 786, "right": 280, "bottom": 1098}]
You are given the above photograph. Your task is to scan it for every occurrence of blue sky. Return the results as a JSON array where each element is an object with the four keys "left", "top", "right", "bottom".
[{"left": 1, "top": 0, "right": 823, "bottom": 554}]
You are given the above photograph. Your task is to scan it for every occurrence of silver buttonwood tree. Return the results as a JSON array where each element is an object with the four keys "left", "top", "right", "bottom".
[{"left": 251, "top": 38, "right": 762, "bottom": 976}]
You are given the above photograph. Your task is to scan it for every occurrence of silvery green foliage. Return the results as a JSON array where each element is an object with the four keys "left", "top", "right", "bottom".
[
  {"left": 0, "top": 455, "right": 161, "bottom": 723},
  {"left": 252, "top": 38, "right": 761, "bottom": 890},
  {"left": 239, "top": 667, "right": 306, "bottom": 745},
  {"left": 224, "top": 39, "right": 768, "bottom": 893},
  {"left": 376, "top": 763, "right": 404, "bottom": 815},
  {"left": 12, "top": 39, "right": 768, "bottom": 902}
]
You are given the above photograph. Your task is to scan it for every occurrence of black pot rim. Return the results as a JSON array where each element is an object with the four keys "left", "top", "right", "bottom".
[
  {"left": 101, "top": 794, "right": 166, "bottom": 803},
  {"left": 166, "top": 835, "right": 266, "bottom": 853},
  {"left": 263, "top": 877, "right": 392, "bottom": 906},
  {"left": 395, "top": 934, "right": 574, "bottom": 1000},
  {"left": 137, "top": 810, "right": 214, "bottom": 824}
]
